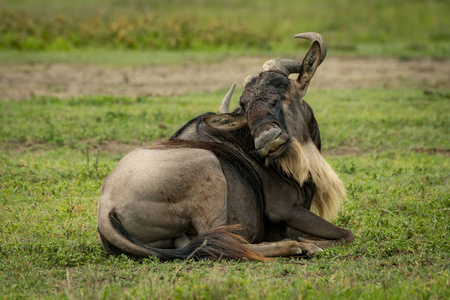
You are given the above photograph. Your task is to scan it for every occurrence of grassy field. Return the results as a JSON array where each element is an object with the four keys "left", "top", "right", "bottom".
[
  {"left": 1, "top": 88, "right": 449, "bottom": 299},
  {"left": 1, "top": 0, "right": 449, "bottom": 58},
  {"left": 1, "top": 0, "right": 449, "bottom": 299}
]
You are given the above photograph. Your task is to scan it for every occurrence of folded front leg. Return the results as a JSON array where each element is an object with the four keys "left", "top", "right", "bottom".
[
  {"left": 247, "top": 240, "right": 323, "bottom": 257},
  {"left": 284, "top": 206, "right": 354, "bottom": 247}
]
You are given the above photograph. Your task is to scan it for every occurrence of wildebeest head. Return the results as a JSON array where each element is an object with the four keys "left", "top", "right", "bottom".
[
  {"left": 204, "top": 32, "right": 326, "bottom": 165},
  {"left": 204, "top": 32, "right": 344, "bottom": 220}
]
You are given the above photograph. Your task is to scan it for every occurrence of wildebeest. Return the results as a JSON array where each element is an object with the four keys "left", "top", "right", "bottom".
[{"left": 97, "top": 32, "right": 354, "bottom": 260}]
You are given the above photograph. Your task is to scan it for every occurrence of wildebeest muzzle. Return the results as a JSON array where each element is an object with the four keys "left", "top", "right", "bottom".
[
  {"left": 246, "top": 96, "right": 290, "bottom": 160},
  {"left": 254, "top": 122, "right": 290, "bottom": 159}
]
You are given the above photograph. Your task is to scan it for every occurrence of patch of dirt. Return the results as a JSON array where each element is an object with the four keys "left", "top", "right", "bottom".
[
  {"left": 322, "top": 146, "right": 365, "bottom": 157},
  {"left": 93, "top": 140, "right": 143, "bottom": 156},
  {"left": 1, "top": 56, "right": 449, "bottom": 99},
  {"left": 412, "top": 147, "right": 450, "bottom": 157}
]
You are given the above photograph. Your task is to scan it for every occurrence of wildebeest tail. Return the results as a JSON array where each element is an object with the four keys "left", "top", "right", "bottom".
[{"left": 99, "top": 211, "right": 269, "bottom": 261}]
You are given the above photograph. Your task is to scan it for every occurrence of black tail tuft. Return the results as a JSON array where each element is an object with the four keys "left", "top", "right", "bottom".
[{"left": 107, "top": 212, "right": 268, "bottom": 261}]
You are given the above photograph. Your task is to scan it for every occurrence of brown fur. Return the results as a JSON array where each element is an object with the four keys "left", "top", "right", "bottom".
[
  {"left": 193, "top": 225, "right": 272, "bottom": 261},
  {"left": 275, "top": 139, "right": 345, "bottom": 220}
]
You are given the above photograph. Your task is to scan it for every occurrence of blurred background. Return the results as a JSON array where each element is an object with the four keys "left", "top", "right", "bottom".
[{"left": 1, "top": 0, "right": 449, "bottom": 58}]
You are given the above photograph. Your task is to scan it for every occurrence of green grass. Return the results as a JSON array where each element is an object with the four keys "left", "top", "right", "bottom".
[
  {"left": 0, "top": 0, "right": 449, "bottom": 58},
  {"left": 1, "top": 88, "right": 449, "bottom": 299},
  {"left": 1, "top": 1, "right": 448, "bottom": 297}
]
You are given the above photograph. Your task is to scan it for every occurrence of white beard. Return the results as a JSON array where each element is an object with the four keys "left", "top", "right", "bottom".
[{"left": 275, "top": 139, "right": 346, "bottom": 221}]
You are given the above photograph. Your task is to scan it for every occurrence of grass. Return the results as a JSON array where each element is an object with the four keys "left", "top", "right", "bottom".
[
  {"left": 0, "top": 1, "right": 449, "bottom": 298},
  {"left": 1, "top": 88, "right": 449, "bottom": 299},
  {"left": 0, "top": 0, "right": 449, "bottom": 58}
]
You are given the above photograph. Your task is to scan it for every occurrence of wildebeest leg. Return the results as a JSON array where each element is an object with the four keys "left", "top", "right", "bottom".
[
  {"left": 296, "top": 237, "right": 336, "bottom": 249},
  {"left": 247, "top": 240, "right": 323, "bottom": 257},
  {"left": 144, "top": 239, "right": 174, "bottom": 249},
  {"left": 285, "top": 206, "right": 354, "bottom": 247},
  {"left": 144, "top": 235, "right": 194, "bottom": 249},
  {"left": 294, "top": 233, "right": 341, "bottom": 249},
  {"left": 145, "top": 234, "right": 192, "bottom": 249},
  {"left": 174, "top": 234, "right": 191, "bottom": 249}
]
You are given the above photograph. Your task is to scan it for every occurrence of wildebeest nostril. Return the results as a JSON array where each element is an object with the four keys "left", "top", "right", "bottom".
[{"left": 255, "top": 126, "right": 282, "bottom": 149}]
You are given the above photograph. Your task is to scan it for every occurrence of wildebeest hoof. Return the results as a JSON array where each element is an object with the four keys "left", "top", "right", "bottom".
[
  {"left": 282, "top": 240, "right": 323, "bottom": 257},
  {"left": 294, "top": 242, "right": 323, "bottom": 257}
]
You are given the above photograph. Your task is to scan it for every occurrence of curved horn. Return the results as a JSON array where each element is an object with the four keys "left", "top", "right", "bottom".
[
  {"left": 218, "top": 83, "right": 236, "bottom": 114},
  {"left": 294, "top": 32, "right": 327, "bottom": 66},
  {"left": 261, "top": 32, "right": 327, "bottom": 76},
  {"left": 262, "top": 59, "right": 302, "bottom": 76}
]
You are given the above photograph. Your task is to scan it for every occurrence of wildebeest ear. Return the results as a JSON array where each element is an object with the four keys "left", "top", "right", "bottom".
[
  {"left": 297, "top": 41, "right": 321, "bottom": 97},
  {"left": 202, "top": 113, "right": 247, "bottom": 131}
]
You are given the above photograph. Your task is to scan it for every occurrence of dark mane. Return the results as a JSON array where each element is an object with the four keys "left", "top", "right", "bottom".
[{"left": 169, "top": 112, "right": 215, "bottom": 140}]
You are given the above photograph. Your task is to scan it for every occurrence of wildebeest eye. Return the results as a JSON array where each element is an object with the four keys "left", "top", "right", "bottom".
[
  {"left": 269, "top": 98, "right": 278, "bottom": 108},
  {"left": 276, "top": 81, "right": 287, "bottom": 88}
]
